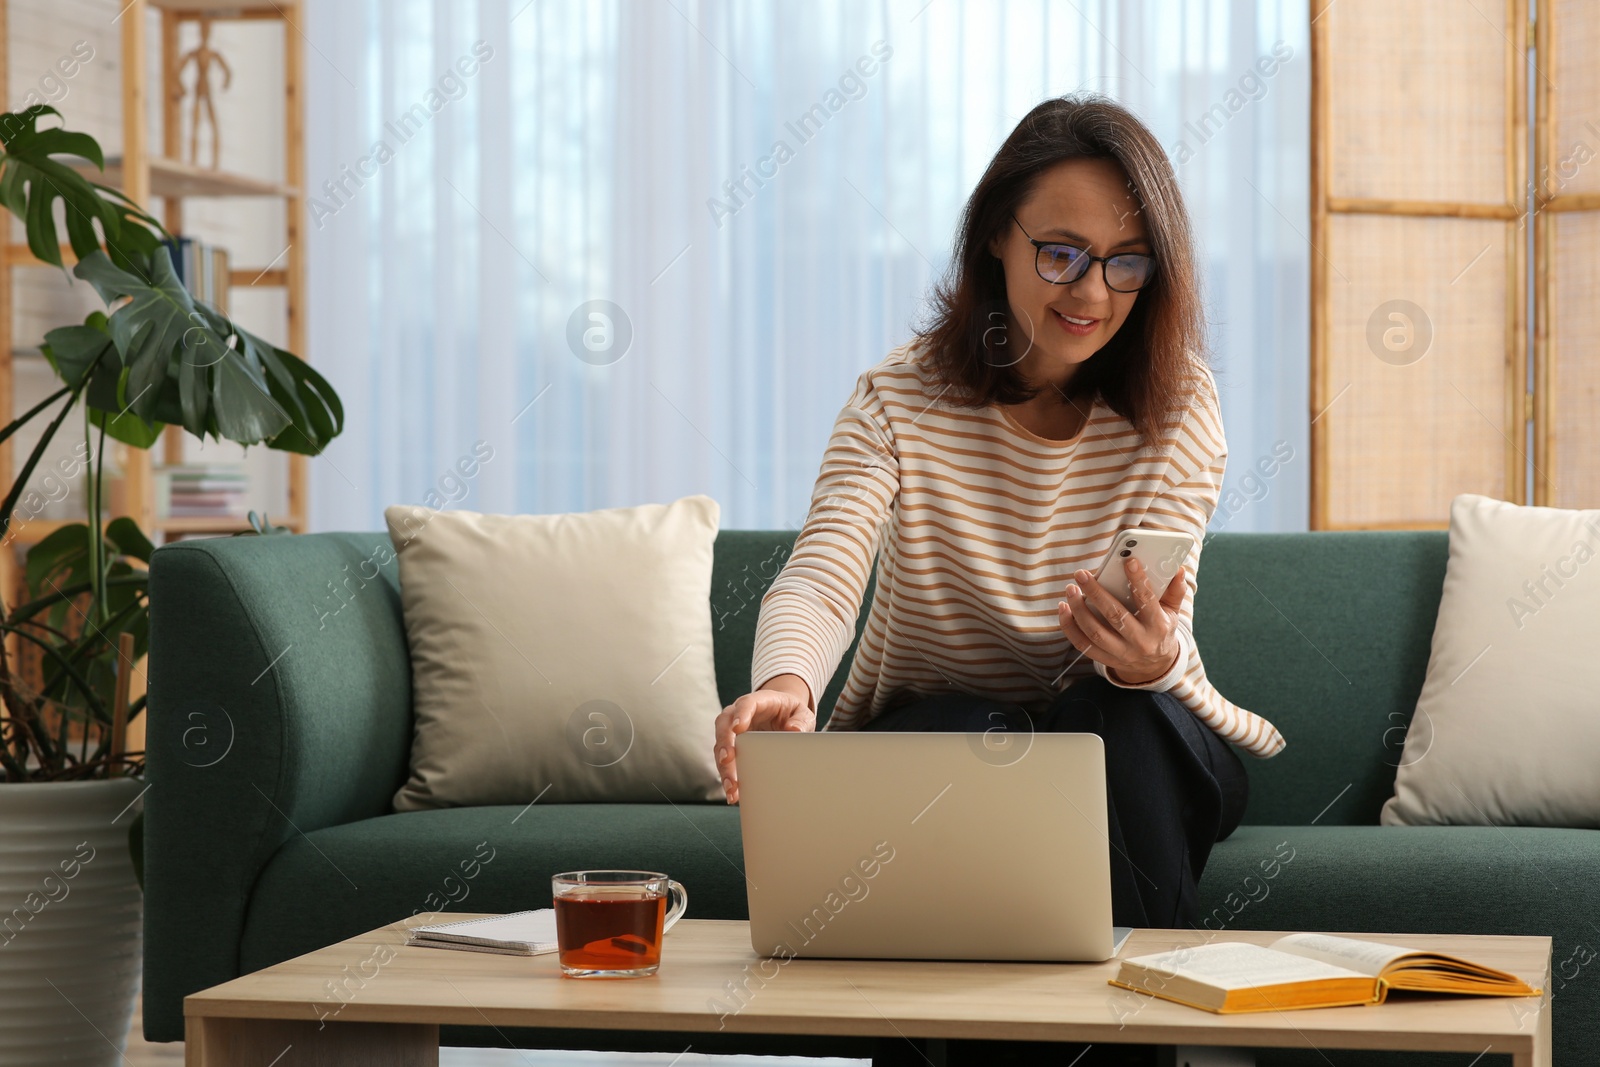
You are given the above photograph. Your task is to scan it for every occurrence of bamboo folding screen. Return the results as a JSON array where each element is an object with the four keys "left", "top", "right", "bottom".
[
  {"left": 1537, "top": 0, "right": 1600, "bottom": 509},
  {"left": 1308, "top": 0, "right": 1572, "bottom": 528},
  {"left": 1305, "top": 0, "right": 1529, "bottom": 531}
]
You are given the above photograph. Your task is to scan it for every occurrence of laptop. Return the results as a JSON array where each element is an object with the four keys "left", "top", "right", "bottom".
[{"left": 735, "top": 731, "right": 1133, "bottom": 962}]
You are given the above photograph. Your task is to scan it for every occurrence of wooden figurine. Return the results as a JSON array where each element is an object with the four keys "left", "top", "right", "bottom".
[{"left": 175, "top": 17, "right": 232, "bottom": 169}]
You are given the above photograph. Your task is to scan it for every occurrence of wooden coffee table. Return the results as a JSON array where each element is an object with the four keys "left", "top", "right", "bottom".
[{"left": 183, "top": 917, "right": 1552, "bottom": 1066}]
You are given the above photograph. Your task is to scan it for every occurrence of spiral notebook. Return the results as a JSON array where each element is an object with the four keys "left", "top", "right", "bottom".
[{"left": 406, "top": 910, "right": 559, "bottom": 957}]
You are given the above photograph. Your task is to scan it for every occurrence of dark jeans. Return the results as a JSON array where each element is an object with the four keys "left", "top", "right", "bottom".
[{"left": 861, "top": 673, "right": 1250, "bottom": 1067}]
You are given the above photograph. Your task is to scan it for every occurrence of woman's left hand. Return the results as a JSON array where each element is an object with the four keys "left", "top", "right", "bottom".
[{"left": 1057, "top": 557, "right": 1185, "bottom": 685}]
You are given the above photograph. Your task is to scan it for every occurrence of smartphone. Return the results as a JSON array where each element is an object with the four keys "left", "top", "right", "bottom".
[{"left": 1091, "top": 528, "right": 1195, "bottom": 610}]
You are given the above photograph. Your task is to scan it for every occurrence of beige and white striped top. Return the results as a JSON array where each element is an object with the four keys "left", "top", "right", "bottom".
[{"left": 750, "top": 341, "right": 1286, "bottom": 759}]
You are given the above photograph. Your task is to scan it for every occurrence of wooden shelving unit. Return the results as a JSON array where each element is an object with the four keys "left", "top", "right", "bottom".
[
  {"left": 0, "top": 0, "right": 309, "bottom": 581},
  {"left": 68, "top": 154, "right": 297, "bottom": 199}
]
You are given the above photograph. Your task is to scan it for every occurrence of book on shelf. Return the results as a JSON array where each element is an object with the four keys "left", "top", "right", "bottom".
[
  {"left": 1107, "top": 932, "right": 1540, "bottom": 1014},
  {"left": 156, "top": 463, "right": 250, "bottom": 519},
  {"left": 163, "top": 237, "right": 231, "bottom": 315}
]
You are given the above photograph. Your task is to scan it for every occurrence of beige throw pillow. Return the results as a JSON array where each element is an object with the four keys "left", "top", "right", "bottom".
[
  {"left": 1381, "top": 493, "right": 1600, "bottom": 828},
  {"left": 386, "top": 494, "right": 725, "bottom": 810}
]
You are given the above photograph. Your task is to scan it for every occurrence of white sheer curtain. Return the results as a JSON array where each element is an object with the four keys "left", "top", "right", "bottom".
[{"left": 304, "top": 0, "right": 1309, "bottom": 534}]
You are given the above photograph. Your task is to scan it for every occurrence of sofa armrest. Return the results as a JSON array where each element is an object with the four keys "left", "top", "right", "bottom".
[{"left": 142, "top": 531, "right": 413, "bottom": 1041}]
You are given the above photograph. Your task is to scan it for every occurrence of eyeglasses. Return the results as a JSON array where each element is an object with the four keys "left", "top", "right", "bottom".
[{"left": 1011, "top": 215, "right": 1156, "bottom": 293}]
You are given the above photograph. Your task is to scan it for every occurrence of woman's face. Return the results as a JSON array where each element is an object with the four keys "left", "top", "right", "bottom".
[{"left": 988, "top": 157, "right": 1151, "bottom": 380}]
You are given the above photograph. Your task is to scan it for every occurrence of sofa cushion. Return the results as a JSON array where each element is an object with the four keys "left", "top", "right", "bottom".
[
  {"left": 1200, "top": 823, "right": 1599, "bottom": 931},
  {"left": 239, "top": 803, "right": 749, "bottom": 975},
  {"left": 385, "top": 495, "right": 726, "bottom": 809},
  {"left": 1382, "top": 493, "right": 1600, "bottom": 828},
  {"left": 1190, "top": 532, "right": 1448, "bottom": 825}
]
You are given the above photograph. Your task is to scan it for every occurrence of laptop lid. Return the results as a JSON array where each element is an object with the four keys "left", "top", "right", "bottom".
[{"left": 736, "top": 731, "right": 1128, "bottom": 962}]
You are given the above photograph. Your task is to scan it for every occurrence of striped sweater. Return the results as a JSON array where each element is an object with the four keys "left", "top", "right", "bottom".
[{"left": 750, "top": 342, "right": 1287, "bottom": 759}]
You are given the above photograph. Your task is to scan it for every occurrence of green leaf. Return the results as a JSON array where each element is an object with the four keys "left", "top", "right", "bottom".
[
  {"left": 73, "top": 250, "right": 232, "bottom": 423},
  {"left": 245, "top": 511, "right": 293, "bottom": 535},
  {"left": 0, "top": 106, "right": 124, "bottom": 267},
  {"left": 210, "top": 339, "right": 285, "bottom": 444},
  {"left": 24, "top": 521, "right": 92, "bottom": 592},
  {"left": 175, "top": 333, "right": 205, "bottom": 433},
  {"left": 90, "top": 183, "right": 166, "bottom": 270},
  {"left": 71, "top": 253, "right": 327, "bottom": 449},
  {"left": 0, "top": 106, "right": 103, "bottom": 168},
  {"left": 104, "top": 517, "right": 154, "bottom": 564},
  {"left": 195, "top": 301, "right": 341, "bottom": 453},
  {"left": 23, "top": 519, "right": 151, "bottom": 595},
  {"left": 262, "top": 344, "right": 344, "bottom": 455},
  {"left": 84, "top": 352, "right": 125, "bottom": 412},
  {"left": 188, "top": 303, "right": 324, "bottom": 447},
  {"left": 104, "top": 567, "right": 151, "bottom": 645},
  {"left": 90, "top": 405, "right": 163, "bottom": 449},
  {"left": 214, "top": 308, "right": 345, "bottom": 454},
  {"left": 41, "top": 322, "right": 115, "bottom": 388}
]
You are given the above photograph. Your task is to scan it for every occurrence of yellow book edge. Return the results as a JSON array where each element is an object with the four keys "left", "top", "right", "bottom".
[
  {"left": 1107, "top": 976, "right": 1382, "bottom": 1014},
  {"left": 1107, "top": 972, "right": 1544, "bottom": 1016}
]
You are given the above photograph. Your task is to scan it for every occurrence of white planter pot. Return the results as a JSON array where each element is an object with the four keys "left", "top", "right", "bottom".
[{"left": 0, "top": 778, "right": 144, "bottom": 1067}]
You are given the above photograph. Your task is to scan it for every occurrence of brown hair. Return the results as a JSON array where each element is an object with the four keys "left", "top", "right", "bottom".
[{"left": 915, "top": 92, "right": 1208, "bottom": 444}]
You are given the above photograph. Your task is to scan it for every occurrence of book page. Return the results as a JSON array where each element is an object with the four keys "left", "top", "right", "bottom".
[
  {"left": 1125, "top": 942, "right": 1367, "bottom": 988},
  {"left": 1271, "top": 933, "right": 1414, "bottom": 977}
]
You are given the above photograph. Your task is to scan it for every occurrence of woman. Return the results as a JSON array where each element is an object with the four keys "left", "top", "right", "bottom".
[{"left": 713, "top": 93, "right": 1287, "bottom": 1064}]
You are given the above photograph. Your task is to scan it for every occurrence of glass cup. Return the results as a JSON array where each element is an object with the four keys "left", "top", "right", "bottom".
[{"left": 551, "top": 870, "right": 688, "bottom": 977}]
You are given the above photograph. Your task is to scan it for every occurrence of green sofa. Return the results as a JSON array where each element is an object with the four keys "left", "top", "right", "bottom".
[{"left": 143, "top": 529, "right": 1592, "bottom": 1065}]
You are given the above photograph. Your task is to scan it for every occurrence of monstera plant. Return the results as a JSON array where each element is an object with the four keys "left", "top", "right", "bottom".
[{"left": 0, "top": 105, "right": 343, "bottom": 783}]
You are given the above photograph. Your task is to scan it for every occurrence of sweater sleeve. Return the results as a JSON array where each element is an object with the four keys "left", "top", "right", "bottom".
[
  {"left": 1093, "top": 370, "right": 1287, "bottom": 758},
  {"left": 750, "top": 370, "right": 900, "bottom": 710}
]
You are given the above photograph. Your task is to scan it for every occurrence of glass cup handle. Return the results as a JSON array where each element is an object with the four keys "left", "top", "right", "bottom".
[{"left": 663, "top": 880, "right": 688, "bottom": 934}]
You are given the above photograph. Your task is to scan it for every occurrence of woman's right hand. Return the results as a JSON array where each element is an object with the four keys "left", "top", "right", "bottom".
[{"left": 713, "top": 677, "right": 815, "bottom": 804}]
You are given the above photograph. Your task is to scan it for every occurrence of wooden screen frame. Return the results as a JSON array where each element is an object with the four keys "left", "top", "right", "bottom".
[
  {"left": 1533, "top": 3, "right": 1599, "bottom": 507},
  {"left": 1309, "top": 0, "right": 1530, "bottom": 529}
]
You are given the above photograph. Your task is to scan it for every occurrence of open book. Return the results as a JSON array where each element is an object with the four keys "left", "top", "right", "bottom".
[
  {"left": 1108, "top": 933, "right": 1540, "bottom": 1014},
  {"left": 405, "top": 910, "right": 558, "bottom": 956}
]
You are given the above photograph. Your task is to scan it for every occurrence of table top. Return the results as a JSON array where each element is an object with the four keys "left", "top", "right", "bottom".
[{"left": 186, "top": 917, "right": 1551, "bottom": 1054}]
